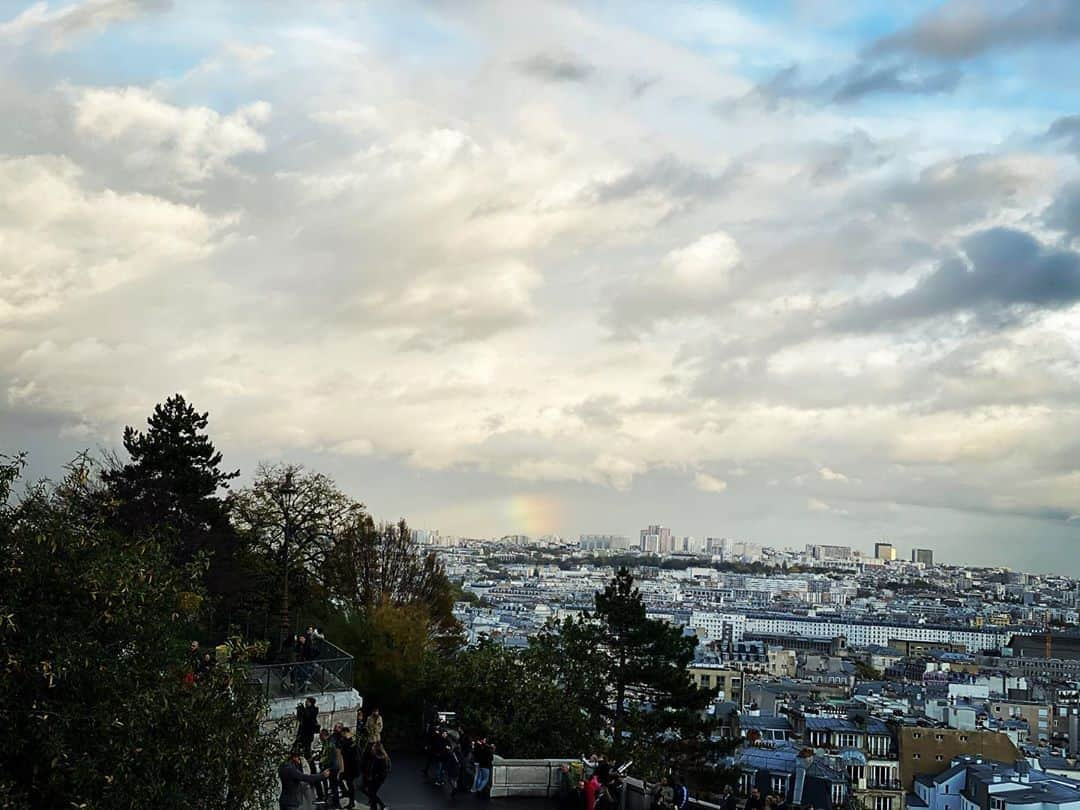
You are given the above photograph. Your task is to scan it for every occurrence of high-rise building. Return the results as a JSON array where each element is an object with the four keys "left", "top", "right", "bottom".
[
  {"left": 874, "top": 542, "right": 896, "bottom": 561},
  {"left": 807, "top": 544, "right": 852, "bottom": 561},
  {"left": 640, "top": 524, "right": 671, "bottom": 553},
  {"left": 579, "top": 534, "right": 629, "bottom": 551},
  {"left": 911, "top": 548, "right": 934, "bottom": 566}
]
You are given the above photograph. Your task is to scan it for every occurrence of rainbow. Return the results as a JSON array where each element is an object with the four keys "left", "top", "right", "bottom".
[{"left": 504, "top": 494, "right": 563, "bottom": 537}]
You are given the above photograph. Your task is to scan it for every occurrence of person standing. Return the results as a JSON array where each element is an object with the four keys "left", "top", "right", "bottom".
[
  {"left": 339, "top": 727, "right": 361, "bottom": 809},
  {"left": 557, "top": 764, "right": 574, "bottom": 810},
  {"left": 319, "top": 728, "right": 343, "bottom": 808},
  {"left": 472, "top": 738, "right": 494, "bottom": 795},
  {"left": 278, "top": 750, "right": 330, "bottom": 810},
  {"left": 584, "top": 770, "right": 601, "bottom": 810},
  {"left": 364, "top": 741, "right": 392, "bottom": 810},
  {"left": 365, "top": 707, "right": 383, "bottom": 744},
  {"left": 673, "top": 778, "right": 689, "bottom": 810},
  {"left": 746, "top": 787, "right": 765, "bottom": 810},
  {"left": 295, "top": 697, "right": 320, "bottom": 767}
]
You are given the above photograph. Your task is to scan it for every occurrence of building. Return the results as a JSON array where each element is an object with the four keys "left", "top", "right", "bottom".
[
  {"left": 578, "top": 534, "right": 628, "bottom": 551},
  {"left": 876, "top": 542, "right": 897, "bottom": 561},
  {"left": 898, "top": 727, "right": 1020, "bottom": 791},
  {"left": 640, "top": 524, "right": 672, "bottom": 554},
  {"left": 687, "top": 663, "right": 744, "bottom": 704},
  {"left": 911, "top": 755, "right": 1080, "bottom": 810},
  {"left": 808, "top": 544, "right": 854, "bottom": 562},
  {"left": 735, "top": 747, "right": 849, "bottom": 810},
  {"left": 912, "top": 549, "right": 935, "bottom": 566}
]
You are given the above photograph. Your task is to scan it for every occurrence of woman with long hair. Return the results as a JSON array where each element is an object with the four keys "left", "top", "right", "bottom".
[{"left": 363, "top": 742, "right": 392, "bottom": 810}]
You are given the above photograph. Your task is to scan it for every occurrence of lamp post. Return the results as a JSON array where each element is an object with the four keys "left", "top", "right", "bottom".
[{"left": 278, "top": 470, "right": 297, "bottom": 659}]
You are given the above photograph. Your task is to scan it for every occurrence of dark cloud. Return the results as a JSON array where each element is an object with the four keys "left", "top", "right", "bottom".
[
  {"left": 836, "top": 227, "right": 1080, "bottom": 330},
  {"left": 870, "top": 0, "right": 1080, "bottom": 60},
  {"left": 1045, "top": 181, "right": 1080, "bottom": 240},
  {"left": 1046, "top": 115, "right": 1080, "bottom": 154},
  {"left": 517, "top": 52, "right": 595, "bottom": 83},
  {"left": 736, "top": 61, "right": 960, "bottom": 108},
  {"left": 831, "top": 63, "right": 961, "bottom": 103},
  {"left": 587, "top": 154, "right": 735, "bottom": 209},
  {"left": 807, "top": 129, "right": 891, "bottom": 184}
]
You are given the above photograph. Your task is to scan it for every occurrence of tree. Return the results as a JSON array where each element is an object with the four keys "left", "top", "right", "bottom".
[
  {"left": 103, "top": 394, "right": 238, "bottom": 556},
  {"left": 321, "top": 518, "right": 459, "bottom": 640},
  {"left": 552, "top": 567, "right": 721, "bottom": 775},
  {"left": 0, "top": 455, "right": 280, "bottom": 809},
  {"left": 231, "top": 463, "right": 365, "bottom": 654},
  {"left": 102, "top": 395, "right": 251, "bottom": 633}
]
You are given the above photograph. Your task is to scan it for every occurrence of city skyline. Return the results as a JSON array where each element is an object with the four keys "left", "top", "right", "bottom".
[{"left": 3, "top": 1, "right": 1080, "bottom": 576}]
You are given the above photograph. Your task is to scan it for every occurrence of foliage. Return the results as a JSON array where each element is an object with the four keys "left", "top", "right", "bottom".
[{"left": 0, "top": 456, "right": 281, "bottom": 809}]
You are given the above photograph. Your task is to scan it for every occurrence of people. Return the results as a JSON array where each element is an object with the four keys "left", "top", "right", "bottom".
[
  {"left": 747, "top": 786, "right": 765, "bottom": 810},
  {"left": 583, "top": 768, "right": 600, "bottom": 810},
  {"left": 557, "top": 763, "right": 574, "bottom": 810},
  {"left": 363, "top": 741, "right": 392, "bottom": 810},
  {"left": 339, "top": 726, "right": 361, "bottom": 809},
  {"left": 721, "top": 785, "right": 738, "bottom": 810},
  {"left": 472, "top": 737, "right": 494, "bottom": 795},
  {"left": 278, "top": 749, "right": 330, "bottom": 810},
  {"left": 365, "top": 707, "right": 383, "bottom": 744},
  {"left": 653, "top": 775, "right": 675, "bottom": 810},
  {"left": 319, "top": 727, "right": 344, "bottom": 808},
  {"left": 295, "top": 697, "right": 320, "bottom": 768},
  {"left": 672, "top": 777, "right": 689, "bottom": 810}
]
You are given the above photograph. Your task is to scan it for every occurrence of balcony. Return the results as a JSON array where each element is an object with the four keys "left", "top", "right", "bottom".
[{"left": 245, "top": 638, "right": 360, "bottom": 720}]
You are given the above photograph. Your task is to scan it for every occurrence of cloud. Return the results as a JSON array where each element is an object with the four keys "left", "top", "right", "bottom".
[
  {"left": 517, "top": 52, "right": 596, "bottom": 83},
  {"left": 870, "top": 0, "right": 1080, "bottom": 60},
  {"left": 73, "top": 86, "right": 270, "bottom": 189},
  {"left": 835, "top": 227, "right": 1080, "bottom": 331},
  {"left": 819, "top": 466, "right": 849, "bottom": 483},
  {"left": 831, "top": 63, "right": 961, "bottom": 103},
  {"left": 0, "top": 0, "right": 167, "bottom": 49},
  {"left": 587, "top": 154, "right": 734, "bottom": 212},
  {"left": 739, "top": 61, "right": 960, "bottom": 107},
  {"left": 609, "top": 231, "right": 741, "bottom": 334},
  {"left": 1047, "top": 115, "right": 1080, "bottom": 155},
  {"left": 1045, "top": 181, "right": 1080, "bottom": 241},
  {"left": 694, "top": 472, "right": 728, "bottom": 494},
  {"left": 0, "top": 154, "right": 225, "bottom": 318}
]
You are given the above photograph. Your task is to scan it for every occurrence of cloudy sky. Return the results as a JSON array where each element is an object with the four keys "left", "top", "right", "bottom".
[{"left": 3, "top": 0, "right": 1080, "bottom": 572}]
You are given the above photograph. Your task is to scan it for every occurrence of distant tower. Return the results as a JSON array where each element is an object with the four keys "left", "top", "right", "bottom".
[
  {"left": 874, "top": 542, "right": 896, "bottom": 561},
  {"left": 911, "top": 548, "right": 934, "bottom": 566}
]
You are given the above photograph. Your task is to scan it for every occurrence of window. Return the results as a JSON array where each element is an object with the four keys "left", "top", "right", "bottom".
[
  {"left": 874, "top": 797, "right": 894, "bottom": 810},
  {"left": 935, "top": 755, "right": 944, "bottom": 762},
  {"left": 740, "top": 772, "right": 755, "bottom": 794},
  {"left": 991, "top": 799, "right": 1005, "bottom": 810},
  {"left": 770, "top": 775, "right": 788, "bottom": 795},
  {"left": 832, "top": 784, "right": 846, "bottom": 807},
  {"left": 959, "top": 735, "right": 969, "bottom": 742},
  {"left": 935, "top": 734, "right": 944, "bottom": 741},
  {"left": 912, "top": 754, "right": 921, "bottom": 760},
  {"left": 912, "top": 732, "right": 922, "bottom": 739}
]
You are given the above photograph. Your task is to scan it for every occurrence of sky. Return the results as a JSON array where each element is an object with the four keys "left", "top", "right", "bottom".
[{"left": 2, "top": 0, "right": 1080, "bottom": 573}]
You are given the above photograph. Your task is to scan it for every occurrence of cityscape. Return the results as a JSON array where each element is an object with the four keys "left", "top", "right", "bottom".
[{"left": 3, "top": 1, "right": 1080, "bottom": 809}]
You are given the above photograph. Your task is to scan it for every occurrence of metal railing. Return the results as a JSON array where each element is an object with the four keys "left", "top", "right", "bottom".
[{"left": 246, "top": 638, "right": 354, "bottom": 702}]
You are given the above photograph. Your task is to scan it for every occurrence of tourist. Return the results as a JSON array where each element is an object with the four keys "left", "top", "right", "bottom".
[
  {"left": 319, "top": 728, "right": 343, "bottom": 808},
  {"left": 583, "top": 768, "right": 600, "bottom": 810},
  {"left": 652, "top": 776, "right": 675, "bottom": 810},
  {"left": 365, "top": 707, "right": 383, "bottom": 744},
  {"left": 339, "top": 726, "right": 361, "bottom": 809},
  {"left": 557, "top": 763, "right": 574, "bottom": 810},
  {"left": 295, "top": 697, "right": 320, "bottom": 769},
  {"left": 422, "top": 720, "right": 441, "bottom": 779},
  {"left": 472, "top": 737, "right": 494, "bottom": 795},
  {"left": 746, "top": 787, "right": 765, "bottom": 810},
  {"left": 721, "top": 785, "right": 738, "bottom": 810},
  {"left": 672, "top": 777, "right": 689, "bottom": 810},
  {"left": 278, "top": 749, "right": 330, "bottom": 810},
  {"left": 364, "top": 741, "right": 392, "bottom": 810}
]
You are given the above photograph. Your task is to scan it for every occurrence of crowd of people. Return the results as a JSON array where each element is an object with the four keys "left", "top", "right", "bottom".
[
  {"left": 421, "top": 720, "right": 497, "bottom": 798},
  {"left": 280, "top": 700, "right": 391, "bottom": 810}
]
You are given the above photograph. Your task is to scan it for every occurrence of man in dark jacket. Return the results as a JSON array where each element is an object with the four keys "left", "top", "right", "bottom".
[{"left": 279, "top": 750, "right": 329, "bottom": 810}]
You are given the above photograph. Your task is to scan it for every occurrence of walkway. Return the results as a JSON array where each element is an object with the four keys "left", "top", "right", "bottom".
[{"left": 318, "top": 754, "right": 556, "bottom": 810}]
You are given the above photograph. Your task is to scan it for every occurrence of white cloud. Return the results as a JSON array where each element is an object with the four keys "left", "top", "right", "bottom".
[
  {"left": 819, "top": 466, "right": 849, "bottom": 482},
  {"left": 694, "top": 472, "right": 728, "bottom": 493},
  {"left": 0, "top": 0, "right": 163, "bottom": 50},
  {"left": 73, "top": 86, "right": 270, "bottom": 188}
]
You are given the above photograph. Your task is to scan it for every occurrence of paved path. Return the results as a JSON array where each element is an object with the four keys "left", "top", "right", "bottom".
[{"left": 317, "top": 754, "right": 555, "bottom": 810}]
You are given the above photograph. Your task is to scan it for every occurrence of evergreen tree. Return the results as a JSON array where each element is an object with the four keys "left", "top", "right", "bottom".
[
  {"left": 0, "top": 455, "right": 279, "bottom": 809},
  {"left": 103, "top": 393, "right": 238, "bottom": 562}
]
